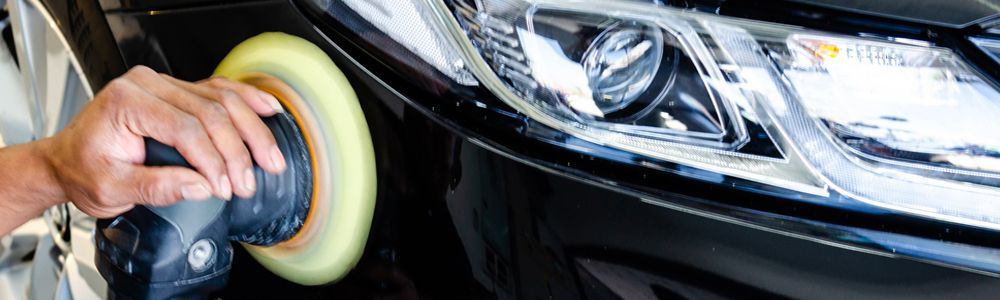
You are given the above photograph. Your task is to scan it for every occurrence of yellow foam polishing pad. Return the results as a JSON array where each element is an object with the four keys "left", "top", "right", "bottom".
[{"left": 214, "top": 32, "right": 376, "bottom": 285}]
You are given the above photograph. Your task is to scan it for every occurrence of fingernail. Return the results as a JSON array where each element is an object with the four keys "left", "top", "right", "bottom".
[
  {"left": 243, "top": 168, "right": 256, "bottom": 195},
  {"left": 218, "top": 174, "right": 232, "bottom": 200},
  {"left": 181, "top": 184, "right": 211, "bottom": 201},
  {"left": 270, "top": 145, "right": 286, "bottom": 172},
  {"left": 259, "top": 91, "right": 284, "bottom": 113}
]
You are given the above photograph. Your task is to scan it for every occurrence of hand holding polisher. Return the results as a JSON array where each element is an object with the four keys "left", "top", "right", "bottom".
[
  {"left": 94, "top": 111, "right": 313, "bottom": 299},
  {"left": 93, "top": 32, "right": 378, "bottom": 299}
]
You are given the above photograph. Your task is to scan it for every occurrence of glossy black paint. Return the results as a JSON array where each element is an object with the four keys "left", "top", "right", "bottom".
[
  {"left": 785, "top": 0, "right": 998, "bottom": 28},
  {"left": 42, "top": 0, "right": 1000, "bottom": 298}
]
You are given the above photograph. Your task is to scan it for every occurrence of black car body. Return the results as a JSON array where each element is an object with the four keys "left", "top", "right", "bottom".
[{"left": 23, "top": 0, "right": 1000, "bottom": 298}]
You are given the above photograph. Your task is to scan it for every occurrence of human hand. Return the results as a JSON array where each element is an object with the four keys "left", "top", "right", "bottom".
[{"left": 42, "top": 66, "right": 287, "bottom": 218}]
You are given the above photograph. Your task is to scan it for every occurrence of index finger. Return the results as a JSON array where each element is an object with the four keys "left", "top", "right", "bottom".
[{"left": 112, "top": 78, "right": 231, "bottom": 199}]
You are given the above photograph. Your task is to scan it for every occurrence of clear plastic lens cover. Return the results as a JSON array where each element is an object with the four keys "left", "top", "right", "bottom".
[
  {"left": 453, "top": 0, "right": 751, "bottom": 150},
  {"left": 436, "top": 0, "right": 1000, "bottom": 229},
  {"left": 779, "top": 34, "right": 1000, "bottom": 178},
  {"left": 322, "top": 0, "right": 1000, "bottom": 229},
  {"left": 316, "top": 0, "right": 478, "bottom": 85}
]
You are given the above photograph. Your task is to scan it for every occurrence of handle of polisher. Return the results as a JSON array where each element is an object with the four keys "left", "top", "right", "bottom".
[
  {"left": 93, "top": 138, "right": 233, "bottom": 300},
  {"left": 95, "top": 112, "right": 311, "bottom": 299},
  {"left": 143, "top": 138, "right": 194, "bottom": 168}
]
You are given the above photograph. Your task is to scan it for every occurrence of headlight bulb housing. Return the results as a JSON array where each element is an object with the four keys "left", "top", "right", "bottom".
[{"left": 581, "top": 20, "right": 664, "bottom": 115}]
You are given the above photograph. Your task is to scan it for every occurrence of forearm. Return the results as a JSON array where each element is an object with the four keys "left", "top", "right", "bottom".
[{"left": 0, "top": 139, "right": 66, "bottom": 235}]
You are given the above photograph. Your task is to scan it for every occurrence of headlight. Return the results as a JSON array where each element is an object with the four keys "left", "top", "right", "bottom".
[{"left": 314, "top": 0, "right": 1000, "bottom": 230}]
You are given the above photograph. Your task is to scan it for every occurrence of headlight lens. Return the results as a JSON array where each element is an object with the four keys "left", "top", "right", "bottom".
[
  {"left": 783, "top": 34, "right": 1000, "bottom": 178},
  {"left": 337, "top": 0, "right": 478, "bottom": 85},
  {"left": 316, "top": 0, "right": 1000, "bottom": 230}
]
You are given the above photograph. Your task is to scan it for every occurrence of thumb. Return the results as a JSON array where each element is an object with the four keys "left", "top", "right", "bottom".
[{"left": 126, "top": 165, "right": 214, "bottom": 207}]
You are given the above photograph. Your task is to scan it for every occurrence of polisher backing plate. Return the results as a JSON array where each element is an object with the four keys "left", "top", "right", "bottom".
[{"left": 214, "top": 32, "right": 376, "bottom": 285}]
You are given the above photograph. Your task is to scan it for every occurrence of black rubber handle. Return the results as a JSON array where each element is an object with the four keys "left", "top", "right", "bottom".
[{"left": 143, "top": 138, "right": 193, "bottom": 169}]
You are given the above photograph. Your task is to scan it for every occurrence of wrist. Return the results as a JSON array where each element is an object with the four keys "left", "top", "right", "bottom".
[
  {"left": 0, "top": 138, "right": 67, "bottom": 234},
  {"left": 31, "top": 138, "right": 68, "bottom": 208}
]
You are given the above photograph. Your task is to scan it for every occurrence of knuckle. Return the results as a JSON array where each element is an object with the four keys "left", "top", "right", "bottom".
[
  {"left": 203, "top": 100, "right": 229, "bottom": 118},
  {"left": 97, "top": 92, "right": 121, "bottom": 110},
  {"left": 177, "top": 114, "right": 205, "bottom": 135},
  {"left": 162, "top": 88, "right": 189, "bottom": 105},
  {"left": 180, "top": 114, "right": 202, "bottom": 128},
  {"left": 91, "top": 184, "right": 119, "bottom": 207},
  {"left": 136, "top": 180, "right": 163, "bottom": 205},
  {"left": 105, "top": 78, "right": 126, "bottom": 91},
  {"left": 204, "top": 157, "right": 226, "bottom": 173},
  {"left": 102, "top": 79, "right": 129, "bottom": 102},
  {"left": 197, "top": 105, "right": 233, "bottom": 135},
  {"left": 231, "top": 150, "right": 253, "bottom": 168},
  {"left": 223, "top": 147, "right": 253, "bottom": 170},
  {"left": 123, "top": 67, "right": 139, "bottom": 77},
  {"left": 206, "top": 77, "right": 229, "bottom": 86},
  {"left": 126, "top": 65, "right": 154, "bottom": 77},
  {"left": 232, "top": 84, "right": 258, "bottom": 96},
  {"left": 214, "top": 89, "right": 239, "bottom": 106}
]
